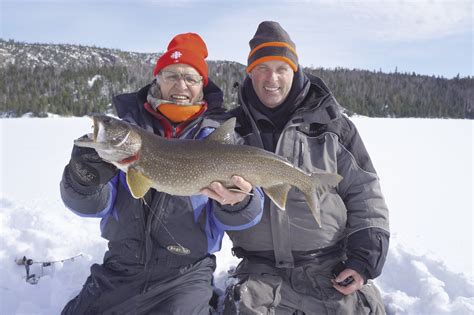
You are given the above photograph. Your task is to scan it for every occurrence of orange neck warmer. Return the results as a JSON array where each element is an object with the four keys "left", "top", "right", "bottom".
[{"left": 157, "top": 103, "right": 206, "bottom": 123}]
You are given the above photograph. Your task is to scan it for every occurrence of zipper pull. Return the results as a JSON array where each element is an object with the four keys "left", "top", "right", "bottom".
[{"left": 298, "top": 139, "right": 305, "bottom": 167}]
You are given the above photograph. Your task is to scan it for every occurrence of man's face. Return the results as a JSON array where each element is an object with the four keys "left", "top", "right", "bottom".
[
  {"left": 157, "top": 63, "right": 204, "bottom": 104},
  {"left": 250, "top": 60, "right": 294, "bottom": 108}
]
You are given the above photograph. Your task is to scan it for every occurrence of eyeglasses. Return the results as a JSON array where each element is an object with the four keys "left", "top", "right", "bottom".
[{"left": 159, "top": 71, "right": 203, "bottom": 86}]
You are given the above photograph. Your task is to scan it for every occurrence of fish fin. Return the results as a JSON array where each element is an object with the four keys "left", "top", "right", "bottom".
[
  {"left": 126, "top": 168, "right": 152, "bottom": 199},
  {"left": 302, "top": 190, "right": 322, "bottom": 228},
  {"left": 303, "top": 172, "right": 343, "bottom": 228},
  {"left": 264, "top": 183, "right": 292, "bottom": 210},
  {"left": 205, "top": 118, "right": 236, "bottom": 144},
  {"left": 310, "top": 171, "right": 343, "bottom": 187}
]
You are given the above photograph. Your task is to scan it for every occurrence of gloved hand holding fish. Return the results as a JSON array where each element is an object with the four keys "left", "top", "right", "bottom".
[{"left": 74, "top": 115, "right": 342, "bottom": 227}]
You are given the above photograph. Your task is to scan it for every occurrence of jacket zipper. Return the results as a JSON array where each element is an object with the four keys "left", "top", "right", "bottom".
[
  {"left": 375, "top": 233, "right": 384, "bottom": 268},
  {"left": 298, "top": 139, "right": 304, "bottom": 168},
  {"left": 237, "top": 85, "right": 265, "bottom": 149}
]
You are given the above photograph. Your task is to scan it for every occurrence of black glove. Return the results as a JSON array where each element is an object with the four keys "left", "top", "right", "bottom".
[{"left": 68, "top": 138, "right": 118, "bottom": 186}]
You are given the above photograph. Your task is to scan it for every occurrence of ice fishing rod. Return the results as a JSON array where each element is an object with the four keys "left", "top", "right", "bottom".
[{"left": 15, "top": 254, "right": 83, "bottom": 284}]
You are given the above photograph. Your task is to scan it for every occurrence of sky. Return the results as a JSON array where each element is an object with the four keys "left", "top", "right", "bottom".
[
  {"left": 1, "top": 0, "right": 472, "bottom": 79},
  {"left": 0, "top": 116, "right": 473, "bottom": 314}
]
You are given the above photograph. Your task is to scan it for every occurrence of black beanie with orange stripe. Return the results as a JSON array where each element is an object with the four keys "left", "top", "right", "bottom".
[{"left": 247, "top": 21, "right": 298, "bottom": 73}]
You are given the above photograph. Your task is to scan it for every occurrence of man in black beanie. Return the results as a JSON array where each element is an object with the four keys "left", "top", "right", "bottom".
[{"left": 224, "top": 21, "right": 390, "bottom": 314}]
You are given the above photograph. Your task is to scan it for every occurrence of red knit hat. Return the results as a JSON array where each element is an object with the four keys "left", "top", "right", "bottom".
[{"left": 153, "top": 33, "right": 209, "bottom": 86}]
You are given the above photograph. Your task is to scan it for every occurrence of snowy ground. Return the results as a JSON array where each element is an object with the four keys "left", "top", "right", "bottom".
[{"left": 0, "top": 116, "right": 473, "bottom": 314}]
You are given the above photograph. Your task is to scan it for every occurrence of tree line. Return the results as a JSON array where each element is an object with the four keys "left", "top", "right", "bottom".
[{"left": 1, "top": 41, "right": 472, "bottom": 119}]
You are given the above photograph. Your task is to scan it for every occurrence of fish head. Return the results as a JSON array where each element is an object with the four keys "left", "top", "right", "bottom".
[{"left": 74, "top": 115, "right": 142, "bottom": 167}]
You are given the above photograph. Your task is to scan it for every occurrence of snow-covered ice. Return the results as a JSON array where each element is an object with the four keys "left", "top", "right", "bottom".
[{"left": 0, "top": 116, "right": 472, "bottom": 314}]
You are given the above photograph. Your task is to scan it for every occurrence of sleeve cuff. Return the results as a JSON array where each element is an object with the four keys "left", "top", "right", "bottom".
[
  {"left": 218, "top": 194, "right": 252, "bottom": 213},
  {"left": 211, "top": 188, "right": 263, "bottom": 230},
  {"left": 345, "top": 258, "right": 370, "bottom": 283}
]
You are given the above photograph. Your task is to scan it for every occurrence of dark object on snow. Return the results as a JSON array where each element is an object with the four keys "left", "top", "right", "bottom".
[
  {"left": 15, "top": 256, "right": 38, "bottom": 284},
  {"left": 15, "top": 254, "right": 83, "bottom": 285}
]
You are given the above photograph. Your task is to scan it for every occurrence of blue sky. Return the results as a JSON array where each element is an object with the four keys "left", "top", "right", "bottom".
[{"left": 1, "top": 0, "right": 472, "bottom": 78}]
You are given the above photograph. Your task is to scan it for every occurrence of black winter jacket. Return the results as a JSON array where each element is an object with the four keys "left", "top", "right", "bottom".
[{"left": 60, "top": 80, "right": 264, "bottom": 280}]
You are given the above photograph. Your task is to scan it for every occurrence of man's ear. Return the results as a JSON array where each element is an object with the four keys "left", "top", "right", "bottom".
[{"left": 148, "top": 79, "right": 163, "bottom": 99}]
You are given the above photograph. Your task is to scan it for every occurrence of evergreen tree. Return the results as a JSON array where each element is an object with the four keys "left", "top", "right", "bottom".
[{"left": 0, "top": 39, "right": 472, "bottom": 119}]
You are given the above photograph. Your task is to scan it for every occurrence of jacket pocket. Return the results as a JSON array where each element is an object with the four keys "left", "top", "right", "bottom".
[
  {"left": 294, "top": 131, "right": 339, "bottom": 174},
  {"left": 230, "top": 273, "right": 283, "bottom": 314},
  {"left": 356, "top": 281, "right": 386, "bottom": 315},
  {"left": 293, "top": 263, "right": 345, "bottom": 301}
]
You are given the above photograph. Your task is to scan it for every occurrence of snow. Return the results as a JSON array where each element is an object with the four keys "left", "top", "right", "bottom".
[
  {"left": 87, "top": 75, "right": 102, "bottom": 88},
  {"left": 0, "top": 116, "right": 473, "bottom": 314}
]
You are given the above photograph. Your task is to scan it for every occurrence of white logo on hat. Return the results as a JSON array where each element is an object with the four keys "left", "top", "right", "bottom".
[{"left": 170, "top": 51, "right": 182, "bottom": 60}]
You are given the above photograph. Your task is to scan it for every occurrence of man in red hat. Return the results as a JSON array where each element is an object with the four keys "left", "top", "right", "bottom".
[{"left": 60, "top": 33, "right": 263, "bottom": 314}]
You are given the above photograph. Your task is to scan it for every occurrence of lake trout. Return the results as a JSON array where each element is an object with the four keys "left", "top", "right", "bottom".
[{"left": 74, "top": 115, "right": 342, "bottom": 227}]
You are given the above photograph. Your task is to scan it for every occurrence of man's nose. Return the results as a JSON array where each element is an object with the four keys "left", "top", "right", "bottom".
[
  {"left": 266, "top": 71, "right": 278, "bottom": 81},
  {"left": 175, "top": 77, "right": 188, "bottom": 89}
]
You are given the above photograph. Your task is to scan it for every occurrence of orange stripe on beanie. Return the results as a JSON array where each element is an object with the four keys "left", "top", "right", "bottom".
[
  {"left": 247, "top": 21, "right": 298, "bottom": 73},
  {"left": 153, "top": 33, "right": 209, "bottom": 86}
]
